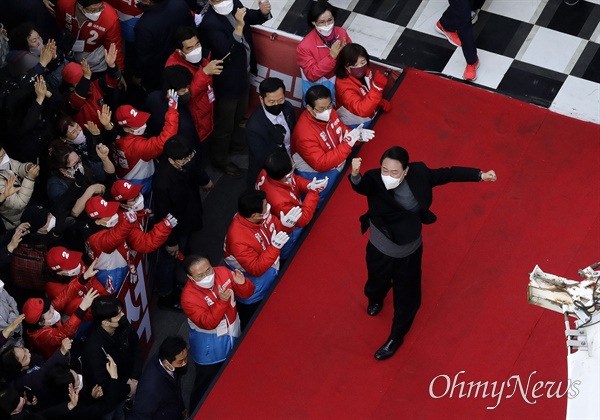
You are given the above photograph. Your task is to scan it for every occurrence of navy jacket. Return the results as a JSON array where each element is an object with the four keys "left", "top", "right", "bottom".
[
  {"left": 246, "top": 101, "right": 296, "bottom": 188},
  {"left": 130, "top": 356, "right": 186, "bottom": 419},
  {"left": 198, "top": 0, "right": 269, "bottom": 99},
  {"left": 133, "top": 0, "right": 194, "bottom": 91}
]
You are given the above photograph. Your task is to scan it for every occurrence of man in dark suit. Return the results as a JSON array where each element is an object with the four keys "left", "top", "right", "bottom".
[
  {"left": 130, "top": 336, "right": 188, "bottom": 419},
  {"left": 246, "top": 77, "right": 296, "bottom": 188},
  {"left": 349, "top": 146, "right": 497, "bottom": 360},
  {"left": 198, "top": 0, "right": 271, "bottom": 177},
  {"left": 132, "top": 0, "right": 194, "bottom": 93}
]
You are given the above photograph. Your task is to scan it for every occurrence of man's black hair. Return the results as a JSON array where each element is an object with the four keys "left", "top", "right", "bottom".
[
  {"left": 238, "top": 190, "right": 266, "bottom": 218},
  {"left": 307, "top": 0, "right": 337, "bottom": 27},
  {"left": 164, "top": 135, "right": 193, "bottom": 160},
  {"left": 0, "top": 345, "right": 23, "bottom": 380},
  {"left": 158, "top": 336, "right": 188, "bottom": 364},
  {"left": 380, "top": 146, "right": 409, "bottom": 169},
  {"left": 264, "top": 151, "right": 292, "bottom": 181},
  {"left": 305, "top": 85, "right": 331, "bottom": 109},
  {"left": 174, "top": 26, "right": 199, "bottom": 50},
  {"left": 91, "top": 295, "right": 123, "bottom": 322},
  {"left": 259, "top": 77, "right": 285, "bottom": 99},
  {"left": 161, "top": 65, "right": 193, "bottom": 95},
  {"left": 182, "top": 253, "right": 211, "bottom": 275}
]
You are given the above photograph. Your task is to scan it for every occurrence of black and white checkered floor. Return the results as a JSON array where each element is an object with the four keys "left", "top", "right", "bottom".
[{"left": 257, "top": 0, "right": 600, "bottom": 124}]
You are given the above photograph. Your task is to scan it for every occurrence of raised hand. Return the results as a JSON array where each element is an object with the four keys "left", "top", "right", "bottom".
[
  {"left": 105, "top": 43, "right": 117, "bottom": 68},
  {"left": 203, "top": 59, "right": 224, "bottom": 76},
  {"left": 3, "top": 174, "right": 21, "bottom": 198},
  {"left": 279, "top": 206, "right": 302, "bottom": 228},
  {"left": 351, "top": 157, "right": 362, "bottom": 176},
  {"left": 60, "top": 337, "right": 73, "bottom": 355},
  {"left": 7, "top": 223, "right": 30, "bottom": 253},
  {"left": 34, "top": 75, "right": 47, "bottom": 103},
  {"left": 26, "top": 164, "right": 41, "bottom": 179},
  {"left": 82, "top": 59, "right": 92, "bottom": 80},
  {"left": 259, "top": 0, "right": 271, "bottom": 15},
  {"left": 85, "top": 121, "right": 100, "bottom": 136},
  {"left": 79, "top": 289, "right": 100, "bottom": 311},
  {"left": 232, "top": 269, "right": 246, "bottom": 284},
  {"left": 83, "top": 258, "right": 99, "bottom": 280},
  {"left": 235, "top": 7, "right": 247, "bottom": 27},
  {"left": 271, "top": 231, "right": 289, "bottom": 249},
  {"left": 97, "top": 104, "right": 112, "bottom": 129},
  {"left": 96, "top": 143, "right": 110, "bottom": 160},
  {"left": 40, "top": 43, "right": 55, "bottom": 68}
]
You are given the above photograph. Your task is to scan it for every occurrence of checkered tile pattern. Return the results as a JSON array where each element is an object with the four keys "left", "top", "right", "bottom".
[{"left": 260, "top": 0, "right": 600, "bottom": 123}]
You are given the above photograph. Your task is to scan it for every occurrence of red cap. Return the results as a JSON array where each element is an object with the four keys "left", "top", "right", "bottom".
[
  {"left": 22, "top": 298, "right": 50, "bottom": 324},
  {"left": 85, "top": 196, "right": 120, "bottom": 219},
  {"left": 115, "top": 105, "right": 150, "bottom": 128},
  {"left": 62, "top": 62, "right": 83, "bottom": 85},
  {"left": 111, "top": 180, "right": 142, "bottom": 201},
  {"left": 46, "top": 246, "right": 83, "bottom": 271}
]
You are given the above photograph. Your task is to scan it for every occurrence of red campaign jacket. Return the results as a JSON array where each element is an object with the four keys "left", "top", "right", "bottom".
[
  {"left": 68, "top": 74, "right": 119, "bottom": 128},
  {"left": 56, "top": 0, "right": 125, "bottom": 70},
  {"left": 181, "top": 266, "right": 255, "bottom": 330},
  {"left": 46, "top": 273, "right": 110, "bottom": 321},
  {"left": 26, "top": 308, "right": 86, "bottom": 359},
  {"left": 335, "top": 68, "right": 383, "bottom": 119},
  {"left": 255, "top": 169, "right": 319, "bottom": 228},
  {"left": 291, "top": 108, "right": 352, "bottom": 173},
  {"left": 296, "top": 27, "right": 351, "bottom": 82},
  {"left": 112, "top": 107, "right": 179, "bottom": 179},
  {"left": 86, "top": 215, "right": 136, "bottom": 260},
  {"left": 165, "top": 52, "right": 215, "bottom": 141},
  {"left": 224, "top": 213, "right": 292, "bottom": 278},
  {"left": 116, "top": 208, "right": 171, "bottom": 253}
]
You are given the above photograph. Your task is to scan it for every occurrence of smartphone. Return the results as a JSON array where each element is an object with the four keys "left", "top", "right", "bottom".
[
  {"left": 24, "top": 386, "right": 34, "bottom": 401},
  {"left": 101, "top": 347, "right": 108, "bottom": 358},
  {"left": 221, "top": 52, "right": 231, "bottom": 62}
]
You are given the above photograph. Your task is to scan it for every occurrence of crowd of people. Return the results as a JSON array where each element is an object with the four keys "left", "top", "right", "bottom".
[{"left": 0, "top": 0, "right": 499, "bottom": 417}]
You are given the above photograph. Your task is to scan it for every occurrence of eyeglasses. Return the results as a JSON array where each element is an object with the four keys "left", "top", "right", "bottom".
[
  {"left": 176, "top": 150, "right": 196, "bottom": 166},
  {"left": 189, "top": 265, "right": 213, "bottom": 281},
  {"left": 66, "top": 157, "right": 82, "bottom": 170},
  {"left": 313, "top": 102, "right": 333, "bottom": 113},
  {"left": 316, "top": 17, "right": 334, "bottom": 26}
]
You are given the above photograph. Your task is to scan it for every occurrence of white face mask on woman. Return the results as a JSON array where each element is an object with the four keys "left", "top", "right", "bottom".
[
  {"left": 316, "top": 23, "right": 334, "bottom": 37},
  {"left": 72, "top": 130, "right": 86, "bottom": 145},
  {"left": 212, "top": 0, "right": 233, "bottom": 15}
]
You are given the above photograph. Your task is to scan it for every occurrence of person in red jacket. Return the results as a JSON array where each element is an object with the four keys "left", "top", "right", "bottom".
[
  {"left": 256, "top": 151, "right": 326, "bottom": 259},
  {"left": 55, "top": 0, "right": 125, "bottom": 73},
  {"left": 181, "top": 254, "right": 254, "bottom": 411},
  {"left": 224, "top": 190, "right": 301, "bottom": 329},
  {"left": 62, "top": 43, "right": 121, "bottom": 127},
  {"left": 334, "top": 43, "right": 391, "bottom": 128},
  {"left": 296, "top": 0, "right": 351, "bottom": 102},
  {"left": 112, "top": 92, "right": 179, "bottom": 197},
  {"left": 111, "top": 179, "right": 175, "bottom": 253},
  {"left": 45, "top": 246, "right": 110, "bottom": 322},
  {"left": 22, "top": 289, "right": 99, "bottom": 359},
  {"left": 291, "top": 84, "right": 374, "bottom": 206},
  {"left": 165, "top": 26, "right": 224, "bottom": 142}
]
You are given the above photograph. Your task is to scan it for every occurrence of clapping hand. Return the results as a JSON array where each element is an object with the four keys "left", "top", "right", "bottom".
[{"left": 232, "top": 269, "right": 246, "bottom": 285}]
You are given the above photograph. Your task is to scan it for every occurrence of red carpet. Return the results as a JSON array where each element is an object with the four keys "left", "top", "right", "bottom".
[{"left": 197, "top": 69, "right": 600, "bottom": 419}]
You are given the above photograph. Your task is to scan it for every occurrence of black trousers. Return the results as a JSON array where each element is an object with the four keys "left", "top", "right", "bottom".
[
  {"left": 237, "top": 300, "right": 262, "bottom": 331},
  {"left": 440, "top": 0, "right": 478, "bottom": 64},
  {"left": 189, "top": 361, "right": 223, "bottom": 412},
  {"left": 208, "top": 87, "right": 249, "bottom": 167},
  {"left": 365, "top": 241, "right": 423, "bottom": 340}
]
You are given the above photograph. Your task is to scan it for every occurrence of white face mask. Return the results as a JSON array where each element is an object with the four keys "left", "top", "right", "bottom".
[
  {"left": 316, "top": 23, "right": 334, "bottom": 37},
  {"left": 77, "top": 374, "right": 84, "bottom": 391},
  {"left": 184, "top": 47, "right": 202, "bottom": 64},
  {"left": 83, "top": 10, "right": 102, "bottom": 21},
  {"left": 261, "top": 203, "right": 271, "bottom": 220},
  {"left": 60, "top": 263, "right": 82, "bottom": 277},
  {"left": 131, "top": 194, "right": 144, "bottom": 212},
  {"left": 314, "top": 108, "right": 331, "bottom": 122},
  {"left": 131, "top": 124, "right": 147, "bottom": 136},
  {"left": 196, "top": 273, "right": 215, "bottom": 289},
  {"left": 46, "top": 309, "right": 61, "bottom": 326},
  {"left": 105, "top": 213, "right": 119, "bottom": 228},
  {"left": 213, "top": 0, "right": 233, "bottom": 15},
  {"left": 0, "top": 280, "right": 4, "bottom": 291},
  {"left": 0, "top": 152, "right": 10, "bottom": 170},
  {"left": 72, "top": 130, "right": 86, "bottom": 145},
  {"left": 381, "top": 174, "right": 401, "bottom": 190},
  {"left": 30, "top": 43, "right": 44, "bottom": 56}
]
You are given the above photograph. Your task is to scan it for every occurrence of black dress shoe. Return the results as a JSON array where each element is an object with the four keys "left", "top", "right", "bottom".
[
  {"left": 157, "top": 293, "right": 183, "bottom": 312},
  {"left": 218, "top": 162, "right": 242, "bottom": 177},
  {"left": 367, "top": 301, "right": 383, "bottom": 316},
  {"left": 374, "top": 338, "right": 403, "bottom": 361}
]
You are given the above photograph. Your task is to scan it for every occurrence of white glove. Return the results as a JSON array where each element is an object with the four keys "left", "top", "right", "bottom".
[
  {"left": 167, "top": 88, "right": 178, "bottom": 110},
  {"left": 271, "top": 231, "right": 290, "bottom": 249},
  {"left": 307, "top": 176, "right": 328, "bottom": 192},
  {"left": 343, "top": 125, "right": 362, "bottom": 147},
  {"left": 279, "top": 206, "right": 302, "bottom": 228},
  {"left": 358, "top": 125, "right": 375, "bottom": 142},
  {"left": 124, "top": 209, "right": 137, "bottom": 224},
  {"left": 164, "top": 213, "right": 178, "bottom": 228}
]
